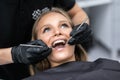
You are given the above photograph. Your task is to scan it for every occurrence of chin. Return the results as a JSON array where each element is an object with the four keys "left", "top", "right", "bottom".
[
  {"left": 48, "top": 52, "right": 75, "bottom": 64},
  {"left": 54, "top": 56, "right": 69, "bottom": 62}
]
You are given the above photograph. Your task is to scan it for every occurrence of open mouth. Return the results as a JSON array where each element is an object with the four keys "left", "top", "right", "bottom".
[{"left": 52, "top": 39, "right": 67, "bottom": 48}]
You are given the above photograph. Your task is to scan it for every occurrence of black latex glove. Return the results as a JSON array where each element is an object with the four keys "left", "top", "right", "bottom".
[
  {"left": 68, "top": 23, "right": 92, "bottom": 45},
  {"left": 11, "top": 40, "right": 52, "bottom": 64}
]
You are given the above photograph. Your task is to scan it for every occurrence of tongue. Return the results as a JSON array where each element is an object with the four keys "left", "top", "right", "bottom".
[{"left": 54, "top": 44, "right": 64, "bottom": 49}]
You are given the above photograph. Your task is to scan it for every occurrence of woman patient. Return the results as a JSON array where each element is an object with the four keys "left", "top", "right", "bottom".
[{"left": 24, "top": 8, "right": 120, "bottom": 80}]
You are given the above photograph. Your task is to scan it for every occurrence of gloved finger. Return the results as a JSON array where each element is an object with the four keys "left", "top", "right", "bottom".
[
  {"left": 77, "top": 23, "right": 89, "bottom": 33},
  {"left": 80, "top": 25, "right": 92, "bottom": 38},
  {"left": 71, "top": 23, "right": 90, "bottom": 37},
  {"left": 70, "top": 29, "right": 76, "bottom": 36},
  {"left": 70, "top": 23, "right": 87, "bottom": 36},
  {"left": 26, "top": 47, "right": 50, "bottom": 53},
  {"left": 71, "top": 31, "right": 82, "bottom": 37},
  {"left": 39, "top": 48, "right": 52, "bottom": 57},
  {"left": 68, "top": 38, "right": 75, "bottom": 45},
  {"left": 81, "top": 29, "right": 93, "bottom": 41},
  {"left": 70, "top": 26, "right": 78, "bottom": 36},
  {"left": 34, "top": 48, "right": 52, "bottom": 62}
]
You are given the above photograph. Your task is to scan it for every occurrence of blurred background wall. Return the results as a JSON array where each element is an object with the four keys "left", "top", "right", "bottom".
[{"left": 76, "top": 0, "right": 120, "bottom": 61}]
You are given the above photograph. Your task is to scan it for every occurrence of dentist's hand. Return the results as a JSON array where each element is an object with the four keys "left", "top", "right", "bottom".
[
  {"left": 68, "top": 23, "right": 92, "bottom": 45},
  {"left": 11, "top": 40, "right": 52, "bottom": 64}
]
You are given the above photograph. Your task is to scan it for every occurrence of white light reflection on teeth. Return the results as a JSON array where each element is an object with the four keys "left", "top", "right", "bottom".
[{"left": 52, "top": 40, "right": 65, "bottom": 47}]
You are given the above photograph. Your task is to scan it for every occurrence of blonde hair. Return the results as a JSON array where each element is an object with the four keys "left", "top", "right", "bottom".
[
  {"left": 30, "top": 8, "right": 87, "bottom": 74},
  {"left": 32, "top": 7, "right": 73, "bottom": 40}
]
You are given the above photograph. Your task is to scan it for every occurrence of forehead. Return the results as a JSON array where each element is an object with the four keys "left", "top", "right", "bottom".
[
  {"left": 36, "top": 12, "right": 70, "bottom": 29},
  {"left": 40, "top": 12, "right": 68, "bottom": 21}
]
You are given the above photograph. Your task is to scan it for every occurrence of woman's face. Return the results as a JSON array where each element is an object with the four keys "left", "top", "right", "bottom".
[{"left": 36, "top": 12, "right": 75, "bottom": 67}]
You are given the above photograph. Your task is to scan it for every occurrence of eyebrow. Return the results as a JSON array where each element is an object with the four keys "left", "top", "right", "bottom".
[
  {"left": 59, "top": 20, "right": 71, "bottom": 26},
  {"left": 39, "top": 24, "right": 51, "bottom": 30},
  {"left": 38, "top": 20, "right": 70, "bottom": 31},
  {"left": 59, "top": 20, "right": 69, "bottom": 23}
]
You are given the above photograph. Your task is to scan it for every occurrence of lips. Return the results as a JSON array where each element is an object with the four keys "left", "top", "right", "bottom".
[{"left": 52, "top": 39, "right": 67, "bottom": 48}]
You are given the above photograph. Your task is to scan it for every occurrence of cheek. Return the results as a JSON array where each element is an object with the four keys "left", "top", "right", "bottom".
[
  {"left": 37, "top": 34, "right": 52, "bottom": 47},
  {"left": 61, "top": 28, "right": 72, "bottom": 37}
]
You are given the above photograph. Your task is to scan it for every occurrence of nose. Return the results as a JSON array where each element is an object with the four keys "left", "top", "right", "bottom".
[{"left": 54, "top": 28, "right": 61, "bottom": 36}]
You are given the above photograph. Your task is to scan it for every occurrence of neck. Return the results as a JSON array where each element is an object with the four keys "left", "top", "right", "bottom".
[{"left": 50, "top": 56, "right": 76, "bottom": 67}]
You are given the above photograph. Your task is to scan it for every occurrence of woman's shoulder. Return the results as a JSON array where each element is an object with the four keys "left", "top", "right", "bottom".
[
  {"left": 50, "top": 58, "right": 120, "bottom": 71},
  {"left": 23, "top": 58, "right": 120, "bottom": 80},
  {"left": 92, "top": 58, "right": 120, "bottom": 70}
]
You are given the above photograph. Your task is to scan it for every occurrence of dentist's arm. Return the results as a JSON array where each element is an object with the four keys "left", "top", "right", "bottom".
[
  {"left": 0, "top": 48, "right": 13, "bottom": 65},
  {"left": 68, "top": 3, "right": 89, "bottom": 25},
  {"left": 0, "top": 40, "right": 52, "bottom": 65}
]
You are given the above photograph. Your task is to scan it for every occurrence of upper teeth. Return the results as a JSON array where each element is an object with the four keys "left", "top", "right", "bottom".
[{"left": 52, "top": 40, "right": 65, "bottom": 47}]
